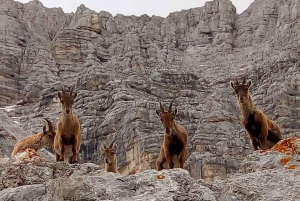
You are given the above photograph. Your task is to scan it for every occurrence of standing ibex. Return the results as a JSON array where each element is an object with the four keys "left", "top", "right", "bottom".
[
  {"left": 230, "top": 78, "right": 283, "bottom": 150},
  {"left": 11, "top": 118, "right": 56, "bottom": 157},
  {"left": 54, "top": 84, "right": 82, "bottom": 163},
  {"left": 101, "top": 141, "right": 119, "bottom": 173},
  {"left": 155, "top": 101, "right": 188, "bottom": 170}
]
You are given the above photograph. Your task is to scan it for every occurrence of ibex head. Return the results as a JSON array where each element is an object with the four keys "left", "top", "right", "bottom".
[
  {"left": 230, "top": 77, "right": 252, "bottom": 104},
  {"left": 40, "top": 118, "right": 56, "bottom": 146},
  {"left": 101, "top": 141, "right": 117, "bottom": 164},
  {"left": 156, "top": 100, "right": 178, "bottom": 136},
  {"left": 58, "top": 84, "right": 77, "bottom": 115}
]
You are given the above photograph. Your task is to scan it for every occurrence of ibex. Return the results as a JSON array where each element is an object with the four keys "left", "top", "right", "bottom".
[
  {"left": 101, "top": 141, "right": 119, "bottom": 173},
  {"left": 230, "top": 78, "right": 283, "bottom": 150},
  {"left": 54, "top": 84, "right": 82, "bottom": 163},
  {"left": 155, "top": 101, "right": 188, "bottom": 170},
  {"left": 11, "top": 118, "right": 55, "bottom": 157}
]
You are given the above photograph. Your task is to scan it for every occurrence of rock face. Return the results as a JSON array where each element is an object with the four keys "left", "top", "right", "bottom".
[
  {"left": 0, "top": 162, "right": 216, "bottom": 201},
  {"left": 0, "top": 109, "right": 25, "bottom": 157},
  {"left": 0, "top": 137, "right": 300, "bottom": 201},
  {"left": 212, "top": 137, "right": 300, "bottom": 201},
  {"left": 0, "top": 0, "right": 300, "bottom": 180}
]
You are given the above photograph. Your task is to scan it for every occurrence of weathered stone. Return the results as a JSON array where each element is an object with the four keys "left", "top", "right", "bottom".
[
  {"left": 1, "top": 138, "right": 300, "bottom": 200},
  {"left": 0, "top": 0, "right": 300, "bottom": 182},
  {"left": 212, "top": 137, "right": 300, "bottom": 201},
  {"left": 0, "top": 184, "right": 45, "bottom": 201},
  {"left": 0, "top": 161, "right": 216, "bottom": 201}
]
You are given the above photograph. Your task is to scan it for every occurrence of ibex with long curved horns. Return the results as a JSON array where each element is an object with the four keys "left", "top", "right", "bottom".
[
  {"left": 101, "top": 140, "right": 119, "bottom": 173},
  {"left": 11, "top": 118, "right": 56, "bottom": 157},
  {"left": 155, "top": 101, "right": 188, "bottom": 170},
  {"left": 230, "top": 77, "right": 283, "bottom": 150},
  {"left": 54, "top": 84, "right": 82, "bottom": 163}
]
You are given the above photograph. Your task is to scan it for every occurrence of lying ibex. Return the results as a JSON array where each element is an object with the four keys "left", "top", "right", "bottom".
[
  {"left": 101, "top": 141, "right": 119, "bottom": 173},
  {"left": 54, "top": 84, "right": 82, "bottom": 163},
  {"left": 155, "top": 101, "right": 188, "bottom": 170},
  {"left": 230, "top": 78, "right": 283, "bottom": 150},
  {"left": 11, "top": 118, "right": 55, "bottom": 157}
]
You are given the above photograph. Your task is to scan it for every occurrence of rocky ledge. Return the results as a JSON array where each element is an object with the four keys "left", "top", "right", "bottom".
[
  {"left": 0, "top": 137, "right": 299, "bottom": 201},
  {"left": 213, "top": 137, "right": 300, "bottom": 201},
  {"left": 0, "top": 162, "right": 215, "bottom": 201}
]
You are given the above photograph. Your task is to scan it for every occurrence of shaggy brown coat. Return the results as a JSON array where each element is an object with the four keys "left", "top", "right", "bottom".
[
  {"left": 54, "top": 85, "right": 82, "bottom": 163},
  {"left": 101, "top": 141, "right": 119, "bottom": 173},
  {"left": 230, "top": 78, "right": 283, "bottom": 150},
  {"left": 11, "top": 119, "right": 55, "bottom": 157},
  {"left": 156, "top": 101, "right": 188, "bottom": 170}
]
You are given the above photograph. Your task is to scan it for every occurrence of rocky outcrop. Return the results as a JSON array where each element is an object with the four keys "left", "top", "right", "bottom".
[
  {"left": 0, "top": 0, "right": 300, "bottom": 180},
  {"left": 213, "top": 162, "right": 300, "bottom": 201},
  {"left": 0, "top": 161, "right": 216, "bottom": 201},
  {"left": 239, "top": 137, "right": 300, "bottom": 173},
  {"left": 1, "top": 137, "right": 300, "bottom": 201},
  {"left": 212, "top": 137, "right": 300, "bottom": 200}
]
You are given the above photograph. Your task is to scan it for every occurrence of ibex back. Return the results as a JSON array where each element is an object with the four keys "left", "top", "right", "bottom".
[
  {"left": 230, "top": 78, "right": 283, "bottom": 150},
  {"left": 12, "top": 118, "right": 56, "bottom": 157}
]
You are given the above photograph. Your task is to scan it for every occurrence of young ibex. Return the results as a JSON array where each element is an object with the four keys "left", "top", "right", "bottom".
[
  {"left": 101, "top": 141, "right": 119, "bottom": 173},
  {"left": 230, "top": 78, "right": 283, "bottom": 150},
  {"left": 54, "top": 84, "right": 82, "bottom": 163},
  {"left": 155, "top": 101, "right": 188, "bottom": 170},
  {"left": 11, "top": 118, "right": 56, "bottom": 157}
]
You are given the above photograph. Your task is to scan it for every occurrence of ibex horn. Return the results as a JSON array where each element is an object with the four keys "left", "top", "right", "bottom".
[
  {"left": 109, "top": 140, "right": 116, "bottom": 149},
  {"left": 242, "top": 77, "right": 246, "bottom": 84},
  {"left": 70, "top": 84, "right": 75, "bottom": 95},
  {"left": 60, "top": 84, "right": 65, "bottom": 94},
  {"left": 168, "top": 100, "right": 174, "bottom": 112},
  {"left": 159, "top": 102, "right": 164, "bottom": 112},
  {"left": 44, "top": 118, "right": 54, "bottom": 132},
  {"left": 234, "top": 77, "right": 239, "bottom": 85}
]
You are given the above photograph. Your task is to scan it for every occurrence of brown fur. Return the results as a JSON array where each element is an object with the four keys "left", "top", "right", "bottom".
[
  {"left": 155, "top": 101, "right": 188, "bottom": 170},
  {"left": 54, "top": 85, "right": 82, "bottom": 163},
  {"left": 230, "top": 78, "right": 283, "bottom": 150},
  {"left": 11, "top": 119, "right": 56, "bottom": 157},
  {"left": 101, "top": 141, "right": 119, "bottom": 173}
]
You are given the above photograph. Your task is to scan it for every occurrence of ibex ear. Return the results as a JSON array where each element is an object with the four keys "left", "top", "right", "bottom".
[
  {"left": 156, "top": 110, "right": 161, "bottom": 117},
  {"left": 230, "top": 81, "right": 235, "bottom": 89},
  {"left": 58, "top": 92, "right": 62, "bottom": 99},
  {"left": 247, "top": 80, "right": 252, "bottom": 88},
  {"left": 42, "top": 125, "right": 47, "bottom": 134},
  {"left": 73, "top": 92, "right": 77, "bottom": 99},
  {"left": 112, "top": 143, "right": 117, "bottom": 152},
  {"left": 173, "top": 108, "right": 178, "bottom": 115},
  {"left": 101, "top": 143, "right": 106, "bottom": 152}
]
